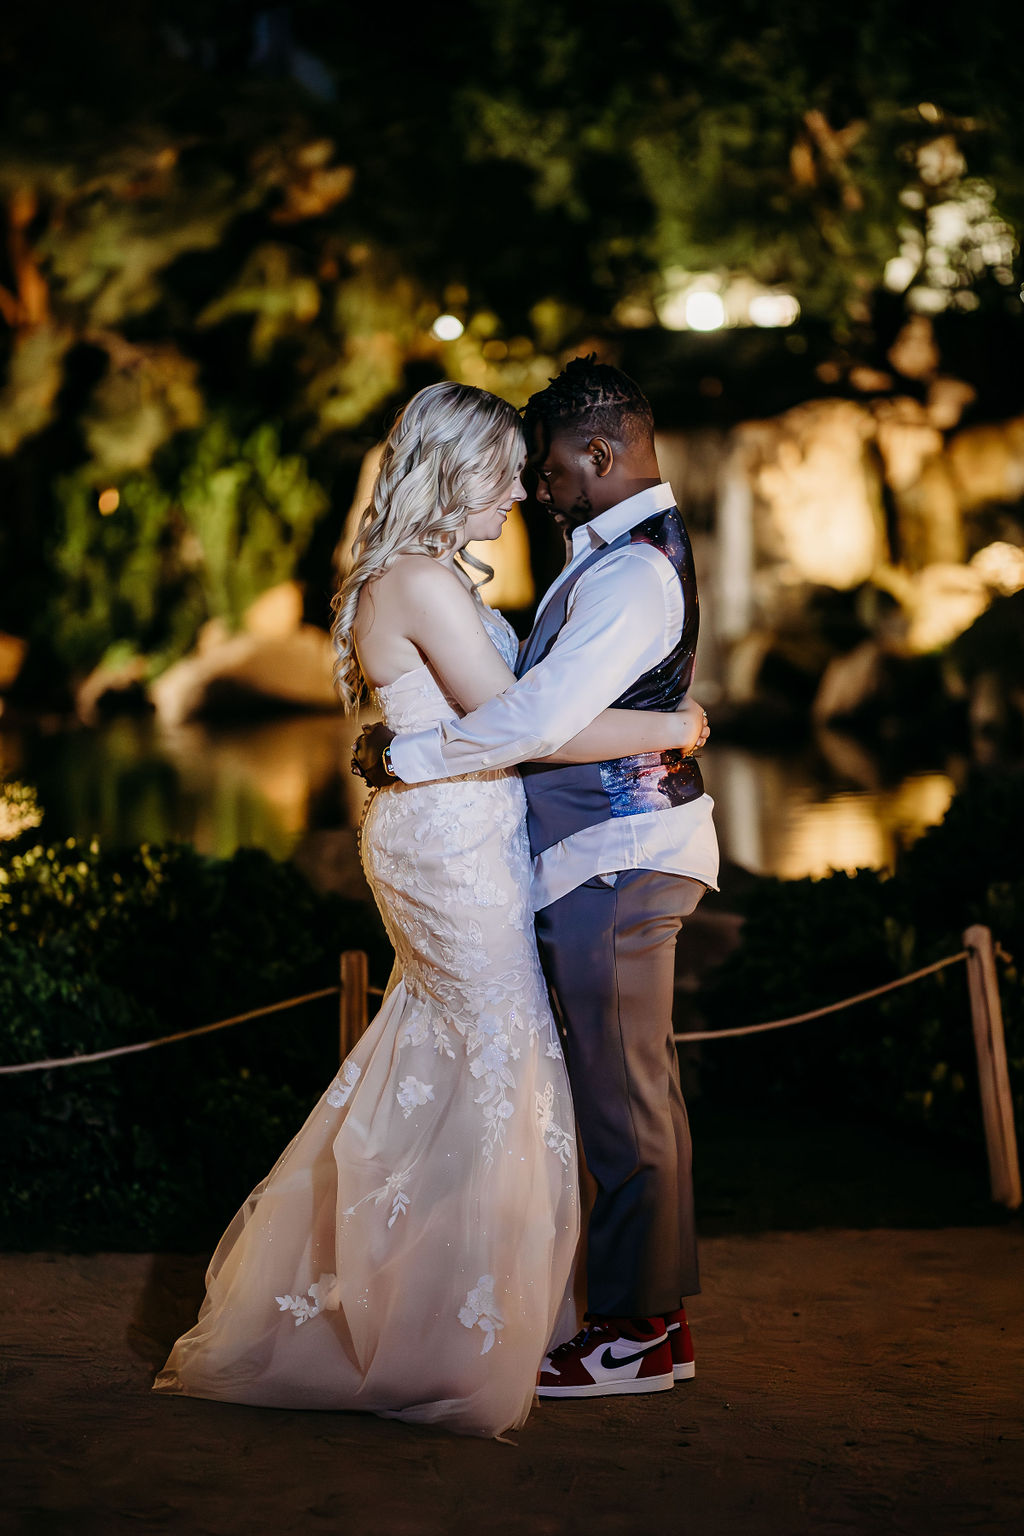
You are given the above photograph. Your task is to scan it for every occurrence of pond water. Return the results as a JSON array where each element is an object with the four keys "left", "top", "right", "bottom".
[{"left": 0, "top": 710, "right": 957, "bottom": 883}]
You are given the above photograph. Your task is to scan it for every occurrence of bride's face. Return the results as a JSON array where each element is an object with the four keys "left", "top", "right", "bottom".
[{"left": 462, "top": 458, "right": 526, "bottom": 544}]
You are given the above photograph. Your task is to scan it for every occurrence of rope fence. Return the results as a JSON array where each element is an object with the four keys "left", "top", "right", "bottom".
[
  {"left": 0, "top": 961, "right": 385, "bottom": 1077},
  {"left": 2, "top": 925, "right": 1019, "bottom": 1210},
  {"left": 670, "top": 951, "right": 971, "bottom": 1042}
]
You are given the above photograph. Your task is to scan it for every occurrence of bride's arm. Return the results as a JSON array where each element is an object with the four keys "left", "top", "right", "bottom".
[{"left": 544, "top": 699, "right": 708, "bottom": 763}]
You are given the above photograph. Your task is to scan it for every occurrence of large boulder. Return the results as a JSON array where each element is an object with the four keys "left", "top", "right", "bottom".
[
  {"left": 150, "top": 625, "right": 338, "bottom": 724},
  {"left": 742, "top": 399, "right": 887, "bottom": 590},
  {"left": 948, "top": 416, "right": 1024, "bottom": 512},
  {"left": 150, "top": 581, "right": 338, "bottom": 724}
]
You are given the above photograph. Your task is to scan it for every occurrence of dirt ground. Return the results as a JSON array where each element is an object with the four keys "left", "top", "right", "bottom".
[{"left": 3, "top": 1229, "right": 1022, "bottom": 1536}]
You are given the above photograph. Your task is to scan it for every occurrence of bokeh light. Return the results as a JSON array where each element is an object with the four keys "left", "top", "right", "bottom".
[
  {"left": 431, "top": 314, "right": 464, "bottom": 341},
  {"left": 684, "top": 292, "right": 726, "bottom": 331}
]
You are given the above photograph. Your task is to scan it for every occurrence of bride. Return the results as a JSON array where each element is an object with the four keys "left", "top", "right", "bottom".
[{"left": 154, "top": 381, "right": 708, "bottom": 1438}]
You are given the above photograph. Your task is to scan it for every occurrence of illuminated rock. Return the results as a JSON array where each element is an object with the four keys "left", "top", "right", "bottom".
[
  {"left": 75, "top": 654, "right": 149, "bottom": 724},
  {"left": 812, "top": 639, "right": 884, "bottom": 722},
  {"left": 244, "top": 581, "right": 304, "bottom": 639},
  {"left": 150, "top": 626, "right": 337, "bottom": 724},
  {"left": 745, "top": 401, "right": 886, "bottom": 589},
  {"left": 873, "top": 397, "right": 943, "bottom": 492},
  {"left": 876, "top": 562, "right": 991, "bottom": 654},
  {"left": 872, "top": 396, "right": 964, "bottom": 565},
  {"left": 926, "top": 376, "right": 976, "bottom": 430},
  {"left": 970, "top": 542, "right": 1024, "bottom": 596},
  {"left": 948, "top": 416, "right": 1024, "bottom": 511}
]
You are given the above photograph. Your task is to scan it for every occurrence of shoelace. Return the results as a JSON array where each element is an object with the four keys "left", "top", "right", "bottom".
[{"left": 547, "top": 1321, "right": 616, "bottom": 1361}]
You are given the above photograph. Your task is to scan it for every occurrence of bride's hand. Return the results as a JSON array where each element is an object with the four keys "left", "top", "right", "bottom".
[{"left": 675, "top": 697, "right": 710, "bottom": 755}]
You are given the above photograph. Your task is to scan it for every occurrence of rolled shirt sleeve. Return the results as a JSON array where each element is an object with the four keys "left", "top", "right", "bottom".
[{"left": 388, "top": 546, "right": 682, "bottom": 784}]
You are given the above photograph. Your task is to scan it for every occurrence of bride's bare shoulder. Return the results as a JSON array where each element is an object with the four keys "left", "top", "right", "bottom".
[{"left": 371, "top": 554, "right": 470, "bottom": 601}]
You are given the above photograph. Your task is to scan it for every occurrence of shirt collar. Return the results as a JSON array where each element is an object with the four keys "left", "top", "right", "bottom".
[{"left": 569, "top": 482, "right": 677, "bottom": 559}]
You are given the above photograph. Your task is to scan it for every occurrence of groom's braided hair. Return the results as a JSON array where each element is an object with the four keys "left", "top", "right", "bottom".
[{"left": 522, "top": 354, "right": 655, "bottom": 446}]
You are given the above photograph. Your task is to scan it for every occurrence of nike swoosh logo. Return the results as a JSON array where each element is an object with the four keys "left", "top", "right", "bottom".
[{"left": 599, "top": 1340, "right": 665, "bottom": 1370}]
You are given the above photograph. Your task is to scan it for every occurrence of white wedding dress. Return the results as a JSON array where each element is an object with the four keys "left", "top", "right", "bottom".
[{"left": 154, "top": 606, "right": 579, "bottom": 1438}]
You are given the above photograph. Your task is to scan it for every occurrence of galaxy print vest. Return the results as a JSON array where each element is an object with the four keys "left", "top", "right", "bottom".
[{"left": 517, "top": 504, "right": 704, "bottom": 860}]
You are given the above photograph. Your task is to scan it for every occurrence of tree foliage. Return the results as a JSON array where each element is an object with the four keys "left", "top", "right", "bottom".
[{"left": 1, "top": 1, "right": 1022, "bottom": 687}]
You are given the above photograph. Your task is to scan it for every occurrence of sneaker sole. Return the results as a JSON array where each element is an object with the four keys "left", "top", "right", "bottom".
[
  {"left": 673, "top": 1361, "right": 696, "bottom": 1381},
  {"left": 536, "top": 1373, "right": 675, "bottom": 1399}
]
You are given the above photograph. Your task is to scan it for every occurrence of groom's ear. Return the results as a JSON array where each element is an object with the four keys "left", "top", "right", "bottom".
[{"left": 586, "top": 436, "right": 615, "bottom": 478}]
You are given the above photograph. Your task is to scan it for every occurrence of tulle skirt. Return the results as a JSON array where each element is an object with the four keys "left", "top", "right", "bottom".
[{"left": 155, "top": 767, "right": 579, "bottom": 1438}]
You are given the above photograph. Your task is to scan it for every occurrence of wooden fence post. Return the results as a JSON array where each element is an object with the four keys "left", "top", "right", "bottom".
[
  {"left": 339, "top": 949, "right": 369, "bottom": 1063},
  {"left": 963, "top": 924, "right": 1022, "bottom": 1210}
]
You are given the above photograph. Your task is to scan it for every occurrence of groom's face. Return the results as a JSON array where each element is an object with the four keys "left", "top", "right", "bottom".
[{"left": 528, "top": 425, "right": 607, "bottom": 531}]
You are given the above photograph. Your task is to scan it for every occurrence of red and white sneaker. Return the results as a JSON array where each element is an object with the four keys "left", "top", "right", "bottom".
[
  {"left": 664, "top": 1305, "right": 695, "bottom": 1381},
  {"left": 536, "top": 1317, "right": 674, "bottom": 1398}
]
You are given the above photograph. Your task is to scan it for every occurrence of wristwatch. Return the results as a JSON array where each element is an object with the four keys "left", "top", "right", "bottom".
[{"left": 382, "top": 744, "right": 398, "bottom": 779}]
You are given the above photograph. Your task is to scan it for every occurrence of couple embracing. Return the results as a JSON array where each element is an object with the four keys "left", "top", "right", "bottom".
[{"left": 155, "top": 357, "right": 720, "bottom": 1439}]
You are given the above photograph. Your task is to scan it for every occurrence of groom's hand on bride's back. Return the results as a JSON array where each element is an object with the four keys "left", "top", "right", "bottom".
[{"left": 353, "top": 723, "right": 397, "bottom": 788}]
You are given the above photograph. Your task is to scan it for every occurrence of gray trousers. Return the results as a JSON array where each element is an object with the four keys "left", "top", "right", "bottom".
[{"left": 534, "top": 868, "right": 704, "bottom": 1318}]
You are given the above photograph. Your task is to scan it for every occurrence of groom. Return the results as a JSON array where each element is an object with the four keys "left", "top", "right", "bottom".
[{"left": 356, "top": 357, "right": 719, "bottom": 1398}]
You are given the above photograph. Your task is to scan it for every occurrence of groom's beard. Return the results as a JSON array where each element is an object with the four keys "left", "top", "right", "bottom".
[{"left": 548, "top": 490, "right": 592, "bottom": 533}]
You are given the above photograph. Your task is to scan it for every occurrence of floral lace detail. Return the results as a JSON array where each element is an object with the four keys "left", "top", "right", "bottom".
[
  {"left": 326, "top": 1060, "right": 361, "bottom": 1108},
  {"left": 397, "top": 1075, "right": 435, "bottom": 1117},
  {"left": 535, "top": 1081, "right": 574, "bottom": 1168},
  {"left": 343, "top": 1163, "right": 418, "bottom": 1228},
  {"left": 468, "top": 1013, "right": 518, "bottom": 1160},
  {"left": 458, "top": 1274, "right": 504, "bottom": 1355},
  {"left": 275, "top": 1273, "right": 338, "bottom": 1327}
]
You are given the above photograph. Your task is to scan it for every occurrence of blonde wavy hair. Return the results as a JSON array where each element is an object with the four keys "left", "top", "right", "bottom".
[{"left": 330, "top": 381, "right": 525, "bottom": 713}]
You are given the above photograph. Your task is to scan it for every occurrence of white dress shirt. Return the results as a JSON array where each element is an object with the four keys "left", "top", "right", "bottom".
[{"left": 388, "top": 482, "right": 720, "bottom": 909}]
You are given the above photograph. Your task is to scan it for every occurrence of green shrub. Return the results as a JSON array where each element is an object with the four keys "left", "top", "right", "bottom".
[{"left": 0, "top": 838, "right": 391, "bottom": 1250}]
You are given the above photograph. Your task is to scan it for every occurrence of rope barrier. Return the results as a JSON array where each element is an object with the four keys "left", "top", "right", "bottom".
[
  {"left": 0, "top": 947, "right": 975, "bottom": 1076},
  {"left": 6, "top": 934, "right": 1015, "bottom": 1206},
  {"left": 673, "top": 950, "right": 970, "bottom": 1043},
  {"left": 0, "top": 986, "right": 342, "bottom": 1076}
]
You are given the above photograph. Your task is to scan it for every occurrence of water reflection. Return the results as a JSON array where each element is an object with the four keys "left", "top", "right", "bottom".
[
  {"left": 1, "top": 713, "right": 955, "bottom": 881},
  {"left": 703, "top": 743, "right": 955, "bottom": 880},
  {"left": 0, "top": 712, "right": 360, "bottom": 862}
]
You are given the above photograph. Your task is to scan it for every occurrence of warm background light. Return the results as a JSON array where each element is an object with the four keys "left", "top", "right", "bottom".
[
  {"left": 748, "top": 293, "right": 800, "bottom": 328},
  {"left": 431, "top": 314, "right": 464, "bottom": 341},
  {"left": 684, "top": 291, "right": 726, "bottom": 331}
]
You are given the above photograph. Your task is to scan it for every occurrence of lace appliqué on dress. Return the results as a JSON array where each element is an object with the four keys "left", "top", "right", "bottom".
[
  {"left": 458, "top": 1274, "right": 504, "bottom": 1355},
  {"left": 535, "top": 1081, "right": 574, "bottom": 1168},
  {"left": 326, "top": 1060, "right": 361, "bottom": 1108},
  {"left": 343, "top": 1163, "right": 418, "bottom": 1228},
  {"left": 275, "top": 1273, "right": 338, "bottom": 1327},
  {"left": 397, "top": 1076, "right": 435, "bottom": 1117}
]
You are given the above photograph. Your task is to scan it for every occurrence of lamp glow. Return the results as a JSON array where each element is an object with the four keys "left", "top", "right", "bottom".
[
  {"left": 431, "top": 314, "right": 464, "bottom": 341},
  {"left": 748, "top": 293, "right": 801, "bottom": 328},
  {"left": 684, "top": 291, "right": 725, "bottom": 332}
]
